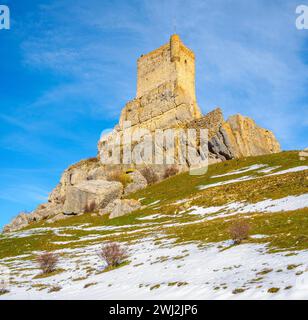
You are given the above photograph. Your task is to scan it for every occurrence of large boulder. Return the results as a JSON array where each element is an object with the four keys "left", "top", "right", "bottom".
[
  {"left": 48, "top": 158, "right": 107, "bottom": 205},
  {"left": 124, "top": 170, "right": 148, "bottom": 195},
  {"left": 63, "top": 180, "right": 123, "bottom": 215},
  {"left": 28, "top": 203, "right": 63, "bottom": 222},
  {"left": 99, "top": 199, "right": 141, "bottom": 219}
]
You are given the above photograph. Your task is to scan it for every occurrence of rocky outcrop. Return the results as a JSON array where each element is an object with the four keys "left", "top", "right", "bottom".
[
  {"left": 3, "top": 202, "right": 63, "bottom": 233},
  {"left": 186, "top": 108, "right": 281, "bottom": 162},
  {"left": 63, "top": 180, "right": 123, "bottom": 215},
  {"left": 48, "top": 158, "right": 105, "bottom": 205},
  {"left": 124, "top": 170, "right": 148, "bottom": 195},
  {"left": 206, "top": 114, "right": 280, "bottom": 161},
  {"left": 99, "top": 199, "right": 141, "bottom": 219},
  {"left": 221, "top": 115, "right": 281, "bottom": 158},
  {"left": 3, "top": 212, "right": 29, "bottom": 233},
  {"left": 2, "top": 34, "right": 282, "bottom": 233}
]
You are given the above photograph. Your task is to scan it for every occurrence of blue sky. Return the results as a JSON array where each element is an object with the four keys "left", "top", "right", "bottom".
[{"left": 0, "top": 0, "right": 307, "bottom": 228}]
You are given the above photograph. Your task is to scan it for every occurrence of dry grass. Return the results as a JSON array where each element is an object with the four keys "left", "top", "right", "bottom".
[
  {"left": 163, "top": 165, "right": 179, "bottom": 179},
  {"left": 107, "top": 168, "right": 131, "bottom": 187}
]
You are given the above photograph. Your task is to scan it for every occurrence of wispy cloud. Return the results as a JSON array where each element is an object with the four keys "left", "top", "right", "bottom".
[
  {"left": 0, "top": 184, "right": 48, "bottom": 204},
  {"left": 16, "top": 0, "right": 308, "bottom": 149}
]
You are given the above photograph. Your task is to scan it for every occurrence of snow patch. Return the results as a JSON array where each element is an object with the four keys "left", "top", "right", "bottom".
[
  {"left": 269, "top": 166, "right": 308, "bottom": 176},
  {"left": 211, "top": 164, "right": 268, "bottom": 178},
  {"left": 198, "top": 176, "right": 255, "bottom": 190}
]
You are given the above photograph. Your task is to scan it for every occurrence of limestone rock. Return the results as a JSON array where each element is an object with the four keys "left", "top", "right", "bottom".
[
  {"left": 124, "top": 170, "right": 148, "bottom": 195},
  {"left": 46, "top": 213, "right": 72, "bottom": 224},
  {"left": 99, "top": 199, "right": 141, "bottom": 219},
  {"left": 63, "top": 180, "right": 123, "bottom": 215},
  {"left": 3, "top": 202, "right": 63, "bottom": 233},
  {"left": 221, "top": 115, "right": 281, "bottom": 158},
  {"left": 3, "top": 213, "right": 29, "bottom": 233},
  {"left": 48, "top": 158, "right": 106, "bottom": 205}
]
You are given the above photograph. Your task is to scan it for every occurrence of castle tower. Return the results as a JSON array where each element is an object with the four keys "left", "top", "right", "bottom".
[
  {"left": 117, "top": 35, "right": 202, "bottom": 132},
  {"left": 136, "top": 34, "right": 197, "bottom": 102}
]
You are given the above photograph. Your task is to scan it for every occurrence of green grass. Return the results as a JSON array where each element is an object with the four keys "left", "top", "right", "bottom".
[
  {"left": 0, "top": 151, "right": 307, "bottom": 260},
  {"left": 128, "top": 151, "right": 308, "bottom": 206},
  {"left": 164, "top": 208, "right": 308, "bottom": 252}
]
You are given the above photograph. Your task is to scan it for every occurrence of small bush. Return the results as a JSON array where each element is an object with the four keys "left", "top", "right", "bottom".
[
  {"left": 107, "top": 168, "right": 131, "bottom": 187},
  {"left": 229, "top": 220, "right": 250, "bottom": 244},
  {"left": 163, "top": 165, "right": 179, "bottom": 179},
  {"left": 140, "top": 167, "right": 158, "bottom": 185},
  {"left": 268, "top": 287, "right": 280, "bottom": 293},
  {"left": 98, "top": 242, "right": 127, "bottom": 268},
  {"left": 36, "top": 252, "right": 59, "bottom": 274},
  {"left": 0, "top": 288, "right": 9, "bottom": 296},
  {"left": 84, "top": 200, "right": 96, "bottom": 213},
  {"left": 48, "top": 286, "right": 62, "bottom": 293}
]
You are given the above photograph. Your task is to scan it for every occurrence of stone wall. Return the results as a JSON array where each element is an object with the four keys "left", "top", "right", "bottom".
[
  {"left": 186, "top": 108, "right": 224, "bottom": 139},
  {"left": 136, "top": 34, "right": 196, "bottom": 101}
]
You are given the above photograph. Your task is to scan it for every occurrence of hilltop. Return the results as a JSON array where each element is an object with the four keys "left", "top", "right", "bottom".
[{"left": 3, "top": 35, "right": 280, "bottom": 233}]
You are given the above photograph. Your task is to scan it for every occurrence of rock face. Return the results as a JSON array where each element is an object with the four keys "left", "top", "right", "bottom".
[
  {"left": 48, "top": 158, "right": 105, "bottom": 205},
  {"left": 3, "top": 213, "right": 29, "bottom": 233},
  {"left": 197, "top": 110, "right": 281, "bottom": 162},
  {"left": 3, "top": 203, "right": 63, "bottom": 233},
  {"left": 221, "top": 115, "right": 281, "bottom": 158},
  {"left": 124, "top": 170, "right": 148, "bottom": 195},
  {"left": 63, "top": 180, "right": 123, "bottom": 215},
  {"left": 3, "top": 34, "right": 281, "bottom": 233},
  {"left": 99, "top": 199, "right": 141, "bottom": 219}
]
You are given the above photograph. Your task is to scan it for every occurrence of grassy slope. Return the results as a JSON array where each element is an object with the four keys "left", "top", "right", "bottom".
[{"left": 0, "top": 151, "right": 307, "bottom": 260}]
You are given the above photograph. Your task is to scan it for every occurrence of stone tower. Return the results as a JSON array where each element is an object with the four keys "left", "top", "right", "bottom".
[
  {"left": 137, "top": 34, "right": 196, "bottom": 101},
  {"left": 118, "top": 34, "right": 202, "bottom": 132}
]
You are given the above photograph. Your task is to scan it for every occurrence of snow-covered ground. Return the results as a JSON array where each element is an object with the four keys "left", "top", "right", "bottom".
[
  {"left": 189, "top": 194, "right": 308, "bottom": 220},
  {"left": 1, "top": 239, "right": 307, "bottom": 300},
  {"left": 1, "top": 160, "right": 307, "bottom": 300},
  {"left": 199, "top": 165, "right": 308, "bottom": 190}
]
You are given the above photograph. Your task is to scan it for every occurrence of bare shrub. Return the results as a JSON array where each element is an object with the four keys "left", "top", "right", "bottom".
[
  {"left": 36, "top": 252, "right": 59, "bottom": 274},
  {"left": 84, "top": 200, "right": 96, "bottom": 213},
  {"left": 107, "top": 168, "right": 131, "bottom": 187},
  {"left": 48, "top": 286, "right": 62, "bottom": 293},
  {"left": 163, "top": 165, "right": 179, "bottom": 179},
  {"left": 0, "top": 288, "right": 9, "bottom": 296},
  {"left": 98, "top": 242, "right": 127, "bottom": 268},
  {"left": 140, "top": 167, "right": 158, "bottom": 185},
  {"left": 229, "top": 220, "right": 250, "bottom": 244}
]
